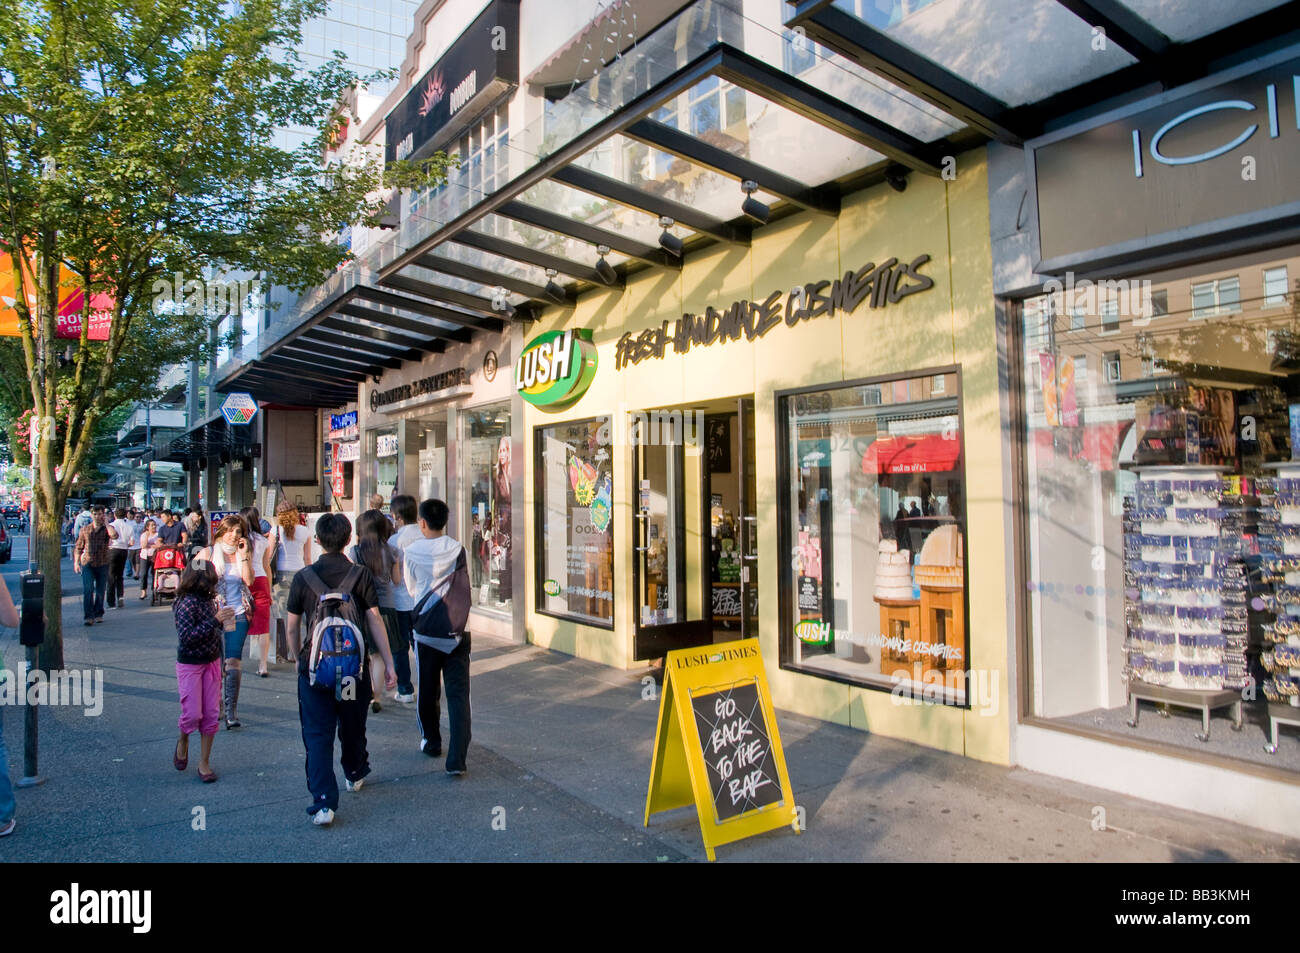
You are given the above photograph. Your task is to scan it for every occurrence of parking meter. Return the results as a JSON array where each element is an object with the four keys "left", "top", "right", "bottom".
[{"left": 20, "top": 570, "right": 45, "bottom": 647}]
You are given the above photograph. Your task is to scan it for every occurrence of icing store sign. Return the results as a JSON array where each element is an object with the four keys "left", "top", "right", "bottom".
[{"left": 516, "top": 328, "right": 598, "bottom": 410}]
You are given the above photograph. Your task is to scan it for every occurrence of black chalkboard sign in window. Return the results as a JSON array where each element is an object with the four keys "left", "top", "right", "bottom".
[
  {"left": 706, "top": 416, "right": 732, "bottom": 474},
  {"left": 690, "top": 680, "right": 784, "bottom": 822}
]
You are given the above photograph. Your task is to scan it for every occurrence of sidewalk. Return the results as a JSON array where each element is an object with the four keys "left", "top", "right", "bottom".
[{"left": 2, "top": 559, "right": 1299, "bottom": 862}]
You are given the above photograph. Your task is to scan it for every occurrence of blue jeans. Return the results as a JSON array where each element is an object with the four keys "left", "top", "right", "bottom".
[
  {"left": 223, "top": 616, "right": 250, "bottom": 660},
  {"left": 298, "top": 671, "right": 372, "bottom": 815},
  {"left": 81, "top": 563, "right": 108, "bottom": 621},
  {"left": 0, "top": 704, "right": 14, "bottom": 824}
]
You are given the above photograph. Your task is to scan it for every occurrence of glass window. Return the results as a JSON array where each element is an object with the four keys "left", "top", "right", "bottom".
[
  {"left": 1069, "top": 306, "right": 1085, "bottom": 331},
  {"left": 780, "top": 372, "right": 968, "bottom": 703},
  {"left": 1074, "top": 355, "right": 1088, "bottom": 382},
  {"left": 1101, "top": 298, "right": 1119, "bottom": 332},
  {"left": 1019, "top": 244, "right": 1300, "bottom": 774},
  {"left": 368, "top": 427, "right": 398, "bottom": 501},
  {"left": 536, "top": 417, "right": 614, "bottom": 627},
  {"left": 1264, "top": 267, "right": 1289, "bottom": 309},
  {"left": 1150, "top": 288, "right": 1168, "bottom": 316},
  {"left": 463, "top": 403, "right": 512, "bottom": 615}
]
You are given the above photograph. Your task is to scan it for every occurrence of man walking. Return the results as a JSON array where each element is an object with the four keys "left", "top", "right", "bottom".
[
  {"left": 106, "top": 508, "right": 135, "bottom": 609},
  {"left": 286, "top": 513, "right": 396, "bottom": 826},
  {"left": 157, "top": 510, "right": 188, "bottom": 550},
  {"left": 73, "top": 506, "right": 112, "bottom": 625},
  {"left": 403, "top": 499, "right": 472, "bottom": 776}
]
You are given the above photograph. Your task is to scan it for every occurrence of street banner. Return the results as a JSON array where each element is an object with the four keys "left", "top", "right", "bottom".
[
  {"left": 0, "top": 252, "right": 113, "bottom": 340},
  {"left": 644, "top": 638, "right": 797, "bottom": 861}
]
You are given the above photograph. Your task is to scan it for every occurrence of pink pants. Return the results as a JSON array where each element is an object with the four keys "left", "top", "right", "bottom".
[{"left": 177, "top": 660, "right": 221, "bottom": 736}]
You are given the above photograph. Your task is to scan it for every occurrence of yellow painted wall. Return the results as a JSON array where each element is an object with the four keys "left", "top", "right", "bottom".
[{"left": 521, "top": 148, "right": 1009, "bottom": 764}]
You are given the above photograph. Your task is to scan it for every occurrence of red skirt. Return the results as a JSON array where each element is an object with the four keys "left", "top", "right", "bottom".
[{"left": 248, "top": 576, "right": 272, "bottom": 636}]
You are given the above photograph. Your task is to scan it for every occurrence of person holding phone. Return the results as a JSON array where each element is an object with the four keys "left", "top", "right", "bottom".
[{"left": 196, "top": 515, "right": 254, "bottom": 729}]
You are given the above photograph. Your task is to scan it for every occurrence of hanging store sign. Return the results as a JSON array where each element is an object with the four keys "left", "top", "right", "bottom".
[
  {"left": 615, "top": 255, "right": 933, "bottom": 370},
  {"left": 385, "top": 0, "right": 519, "bottom": 164},
  {"left": 376, "top": 434, "right": 399, "bottom": 458},
  {"left": 370, "top": 367, "right": 469, "bottom": 412},
  {"left": 335, "top": 440, "right": 360, "bottom": 463},
  {"left": 516, "top": 328, "right": 598, "bottom": 410},
  {"left": 328, "top": 411, "right": 358, "bottom": 441}
]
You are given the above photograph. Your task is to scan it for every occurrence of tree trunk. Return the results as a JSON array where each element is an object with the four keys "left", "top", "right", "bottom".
[{"left": 34, "top": 508, "right": 65, "bottom": 672}]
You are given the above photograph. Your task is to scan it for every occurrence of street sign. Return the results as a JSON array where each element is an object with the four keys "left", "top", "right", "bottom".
[{"left": 220, "top": 392, "right": 258, "bottom": 425}]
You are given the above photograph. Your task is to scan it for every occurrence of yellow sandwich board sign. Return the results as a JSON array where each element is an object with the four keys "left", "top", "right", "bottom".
[{"left": 644, "top": 638, "right": 797, "bottom": 860}]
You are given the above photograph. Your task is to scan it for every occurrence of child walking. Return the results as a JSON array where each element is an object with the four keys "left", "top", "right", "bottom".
[{"left": 173, "top": 558, "right": 235, "bottom": 783}]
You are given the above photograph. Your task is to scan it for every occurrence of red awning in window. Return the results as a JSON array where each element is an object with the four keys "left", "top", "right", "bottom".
[{"left": 860, "top": 434, "right": 961, "bottom": 475}]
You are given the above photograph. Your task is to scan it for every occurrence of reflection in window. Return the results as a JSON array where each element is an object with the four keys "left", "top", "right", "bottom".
[
  {"left": 463, "top": 403, "right": 512, "bottom": 615},
  {"left": 1264, "top": 267, "right": 1289, "bottom": 308}
]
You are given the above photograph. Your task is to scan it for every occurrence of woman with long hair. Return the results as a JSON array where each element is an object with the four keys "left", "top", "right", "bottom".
[
  {"left": 138, "top": 518, "right": 159, "bottom": 600},
  {"left": 172, "top": 558, "right": 235, "bottom": 782},
  {"left": 196, "top": 514, "right": 254, "bottom": 728},
  {"left": 348, "top": 508, "right": 404, "bottom": 713},
  {"left": 239, "top": 506, "right": 274, "bottom": 677},
  {"left": 270, "top": 500, "right": 311, "bottom": 658}
]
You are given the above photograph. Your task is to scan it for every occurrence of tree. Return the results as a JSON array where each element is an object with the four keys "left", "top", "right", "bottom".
[{"left": 0, "top": 0, "right": 448, "bottom": 668}]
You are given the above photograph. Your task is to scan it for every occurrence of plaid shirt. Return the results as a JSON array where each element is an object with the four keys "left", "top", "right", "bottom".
[
  {"left": 75, "top": 524, "right": 111, "bottom": 567},
  {"left": 174, "top": 595, "right": 223, "bottom": 664}
]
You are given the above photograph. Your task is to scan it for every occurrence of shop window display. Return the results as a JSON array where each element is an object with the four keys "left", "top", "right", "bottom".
[
  {"left": 368, "top": 427, "right": 399, "bottom": 501},
  {"left": 463, "top": 403, "right": 512, "bottom": 615},
  {"left": 1020, "top": 246, "right": 1300, "bottom": 767},
  {"left": 779, "top": 372, "right": 968, "bottom": 703},
  {"left": 536, "top": 417, "right": 614, "bottom": 627}
]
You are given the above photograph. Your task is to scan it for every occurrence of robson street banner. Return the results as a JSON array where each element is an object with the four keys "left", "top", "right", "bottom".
[{"left": 0, "top": 252, "right": 113, "bottom": 340}]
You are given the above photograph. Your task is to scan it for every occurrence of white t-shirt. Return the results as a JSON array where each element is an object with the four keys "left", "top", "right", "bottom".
[
  {"left": 249, "top": 533, "right": 269, "bottom": 579},
  {"left": 273, "top": 525, "right": 309, "bottom": 574},
  {"left": 109, "top": 518, "right": 137, "bottom": 551},
  {"left": 391, "top": 524, "right": 422, "bottom": 612}
]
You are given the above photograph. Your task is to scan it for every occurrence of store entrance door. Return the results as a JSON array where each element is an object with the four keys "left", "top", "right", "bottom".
[{"left": 705, "top": 397, "right": 758, "bottom": 640}]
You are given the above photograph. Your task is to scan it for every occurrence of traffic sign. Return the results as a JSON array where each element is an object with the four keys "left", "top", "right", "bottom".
[{"left": 220, "top": 392, "right": 258, "bottom": 425}]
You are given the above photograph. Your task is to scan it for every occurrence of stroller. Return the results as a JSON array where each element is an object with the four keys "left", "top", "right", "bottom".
[{"left": 151, "top": 545, "right": 187, "bottom": 606}]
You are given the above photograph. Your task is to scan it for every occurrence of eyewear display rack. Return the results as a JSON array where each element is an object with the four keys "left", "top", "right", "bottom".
[{"left": 1259, "top": 461, "right": 1300, "bottom": 752}]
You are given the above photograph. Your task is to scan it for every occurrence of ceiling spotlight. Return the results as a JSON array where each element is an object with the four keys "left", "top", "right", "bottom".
[
  {"left": 544, "top": 268, "right": 567, "bottom": 304},
  {"left": 595, "top": 244, "right": 617, "bottom": 285},
  {"left": 657, "top": 216, "right": 683, "bottom": 258},
  {"left": 491, "top": 286, "right": 515, "bottom": 316},
  {"left": 741, "top": 180, "right": 769, "bottom": 224},
  {"left": 884, "top": 164, "right": 909, "bottom": 192}
]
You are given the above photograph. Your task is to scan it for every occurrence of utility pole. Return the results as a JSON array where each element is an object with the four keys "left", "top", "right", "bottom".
[{"left": 144, "top": 401, "right": 153, "bottom": 507}]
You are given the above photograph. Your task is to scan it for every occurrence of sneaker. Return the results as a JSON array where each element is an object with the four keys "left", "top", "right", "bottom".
[
  {"left": 312, "top": 808, "right": 335, "bottom": 827},
  {"left": 446, "top": 768, "right": 466, "bottom": 777},
  {"left": 394, "top": 692, "right": 416, "bottom": 704},
  {"left": 0, "top": 818, "right": 14, "bottom": 837},
  {"left": 371, "top": 699, "right": 382, "bottom": 713},
  {"left": 420, "top": 739, "right": 442, "bottom": 758},
  {"left": 345, "top": 778, "right": 364, "bottom": 793}
]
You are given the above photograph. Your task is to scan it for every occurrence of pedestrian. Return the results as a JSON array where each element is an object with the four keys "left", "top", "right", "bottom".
[
  {"left": 0, "top": 579, "right": 19, "bottom": 837},
  {"left": 368, "top": 493, "right": 385, "bottom": 512},
  {"left": 270, "top": 501, "right": 311, "bottom": 666},
  {"left": 197, "top": 515, "right": 254, "bottom": 728},
  {"left": 239, "top": 506, "right": 274, "bottom": 678},
  {"left": 129, "top": 508, "right": 146, "bottom": 579},
  {"left": 72, "top": 502, "right": 93, "bottom": 540},
  {"left": 138, "top": 518, "right": 159, "bottom": 599},
  {"left": 106, "top": 508, "right": 136, "bottom": 609},
  {"left": 73, "top": 506, "right": 112, "bottom": 625},
  {"left": 286, "top": 513, "right": 396, "bottom": 826},
  {"left": 157, "top": 509, "right": 188, "bottom": 549},
  {"left": 403, "top": 498, "right": 472, "bottom": 775},
  {"left": 389, "top": 494, "right": 420, "bottom": 705},
  {"left": 189, "top": 506, "right": 208, "bottom": 559},
  {"left": 347, "top": 509, "right": 411, "bottom": 711},
  {"left": 173, "top": 558, "right": 233, "bottom": 783}
]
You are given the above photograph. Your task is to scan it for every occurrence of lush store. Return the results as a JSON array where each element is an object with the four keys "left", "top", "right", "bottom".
[
  {"left": 518, "top": 149, "right": 1010, "bottom": 761},
  {"left": 996, "top": 49, "right": 1300, "bottom": 833}
]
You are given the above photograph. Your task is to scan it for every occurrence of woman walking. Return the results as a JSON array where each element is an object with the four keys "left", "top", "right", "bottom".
[
  {"left": 348, "top": 509, "right": 405, "bottom": 713},
  {"left": 239, "top": 507, "right": 274, "bottom": 678},
  {"left": 197, "top": 515, "right": 254, "bottom": 728},
  {"left": 138, "top": 518, "right": 159, "bottom": 599},
  {"left": 270, "top": 501, "right": 311, "bottom": 658},
  {"left": 173, "top": 559, "right": 235, "bottom": 782}
]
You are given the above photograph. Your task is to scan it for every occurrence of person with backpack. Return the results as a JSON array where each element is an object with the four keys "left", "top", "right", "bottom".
[
  {"left": 403, "top": 498, "right": 472, "bottom": 776},
  {"left": 286, "top": 513, "right": 396, "bottom": 826}
]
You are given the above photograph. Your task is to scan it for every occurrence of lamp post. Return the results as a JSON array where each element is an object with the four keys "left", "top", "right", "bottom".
[{"left": 144, "top": 401, "right": 153, "bottom": 506}]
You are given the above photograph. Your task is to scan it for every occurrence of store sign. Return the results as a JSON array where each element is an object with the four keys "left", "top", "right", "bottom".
[
  {"left": 615, "top": 255, "right": 933, "bottom": 370},
  {"left": 332, "top": 465, "right": 345, "bottom": 498},
  {"left": 384, "top": 1, "right": 519, "bottom": 164},
  {"left": 376, "top": 434, "right": 399, "bottom": 458},
  {"left": 645, "top": 639, "right": 796, "bottom": 861},
  {"left": 516, "top": 328, "right": 598, "bottom": 409},
  {"left": 335, "top": 440, "right": 360, "bottom": 463},
  {"left": 370, "top": 367, "right": 469, "bottom": 412},
  {"left": 1032, "top": 57, "right": 1300, "bottom": 269},
  {"left": 328, "top": 411, "right": 358, "bottom": 441},
  {"left": 220, "top": 392, "right": 258, "bottom": 425}
]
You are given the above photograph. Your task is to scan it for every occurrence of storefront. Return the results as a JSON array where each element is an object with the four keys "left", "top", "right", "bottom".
[
  {"left": 519, "top": 148, "right": 1009, "bottom": 761},
  {"left": 994, "top": 48, "right": 1300, "bottom": 833},
  {"left": 359, "top": 329, "right": 523, "bottom": 639}
]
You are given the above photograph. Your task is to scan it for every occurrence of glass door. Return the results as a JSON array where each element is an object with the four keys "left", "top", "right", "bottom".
[
  {"left": 737, "top": 397, "right": 758, "bottom": 639},
  {"left": 633, "top": 423, "right": 711, "bottom": 660}
]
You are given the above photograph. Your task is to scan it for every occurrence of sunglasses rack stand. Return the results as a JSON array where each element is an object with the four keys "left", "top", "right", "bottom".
[{"left": 1259, "top": 461, "right": 1300, "bottom": 752}]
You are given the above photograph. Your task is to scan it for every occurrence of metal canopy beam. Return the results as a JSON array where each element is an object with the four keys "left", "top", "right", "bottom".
[
  {"left": 263, "top": 353, "right": 368, "bottom": 383},
  {"left": 787, "top": 0, "right": 1024, "bottom": 143},
  {"left": 550, "top": 165, "right": 751, "bottom": 245},
  {"left": 378, "top": 271, "right": 505, "bottom": 319},
  {"left": 243, "top": 361, "right": 358, "bottom": 391},
  {"left": 320, "top": 315, "right": 448, "bottom": 353},
  {"left": 284, "top": 336, "right": 402, "bottom": 370},
  {"left": 1051, "top": 0, "right": 1171, "bottom": 62},
  {"left": 280, "top": 341, "right": 393, "bottom": 373},
  {"left": 623, "top": 118, "right": 841, "bottom": 215},
  {"left": 355, "top": 285, "right": 506, "bottom": 332},
  {"left": 238, "top": 376, "right": 353, "bottom": 405},
  {"left": 299, "top": 327, "right": 413, "bottom": 359},
  {"left": 413, "top": 253, "right": 572, "bottom": 304},
  {"left": 451, "top": 231, "right": 625, "bottom": 288},
  {"left": 336, "top": 303, "right": 475, "bottom": 344},
  {"left": 496, "top": 199, "right": 682, "bottom": 268},
  {"left": 715, "top": 47, "right": 943, "bottom": 176}
]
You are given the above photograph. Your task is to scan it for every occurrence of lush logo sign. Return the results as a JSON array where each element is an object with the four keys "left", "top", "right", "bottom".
[{"left": 516, "top": 328, "right": 598, "bottom": 410}]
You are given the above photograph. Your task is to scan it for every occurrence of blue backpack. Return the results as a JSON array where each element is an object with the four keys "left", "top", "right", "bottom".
[{"left": 300, "top": 565, "right": 366, "bottom": 699}]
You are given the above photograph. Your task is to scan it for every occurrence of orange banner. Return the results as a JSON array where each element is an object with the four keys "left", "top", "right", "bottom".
[{"left": 0, "top": 252, "right": 113, "bottom": 340}]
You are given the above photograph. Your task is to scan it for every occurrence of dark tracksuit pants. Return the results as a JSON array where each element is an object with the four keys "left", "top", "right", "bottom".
[
  {"left": 297, "top": 670, "right": 373, "bottom": 815},
  {"left": 414, "top": 634, "right": 471, "bottom": 772}
]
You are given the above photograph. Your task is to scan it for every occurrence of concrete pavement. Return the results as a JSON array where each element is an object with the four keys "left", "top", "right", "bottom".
[{"left": 2, "top": 538, "right": 1299, "bottom": 862}]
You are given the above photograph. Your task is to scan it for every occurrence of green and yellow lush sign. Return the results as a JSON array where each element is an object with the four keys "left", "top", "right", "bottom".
[{"left": 516, "top": 328, "right": 597, "bottom": 409}]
